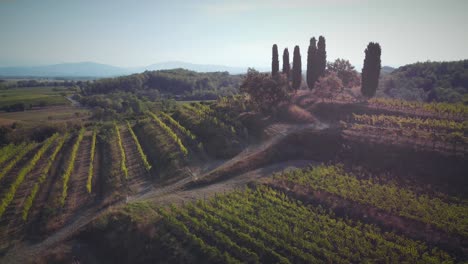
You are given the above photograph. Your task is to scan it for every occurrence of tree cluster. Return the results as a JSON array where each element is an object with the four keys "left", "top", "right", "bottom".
[{"left": 240, "top": 68, "right": 290, "bottom": 112}]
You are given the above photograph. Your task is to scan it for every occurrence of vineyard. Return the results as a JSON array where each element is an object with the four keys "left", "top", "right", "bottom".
[
  {"left": 269, "top": 165, "right": 468, "bottom": 237},
  {"left": 341, "top": 112, "right": 468, "bottom": 155},
  {"left": 0, "top": 97, "right": 466, "bottom": 263},
  {"left": 150, "top": 186, "right": 454, "bottom": 263},
  {"left": 368, "top": 98, "right": 468, "bottom": 120}
]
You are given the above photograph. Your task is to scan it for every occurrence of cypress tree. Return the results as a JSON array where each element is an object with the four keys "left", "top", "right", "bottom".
[
  {"left": 292, "top": 45, "right": 302, "bottom": 91},
  {"left": 307, "top": 37, "right": 318, "bottom": 89},
  {"left": 272, "top": 44, "right": 279, "bottom": 76},
  {"left": 361, "top": 42, "right": 382, "bottom": 97},
  {"left": 282, "top": 48, "right": 290, "bottom": 79},
  {"left": 317, "top": 36, "right": 327, "bottom": 77}
]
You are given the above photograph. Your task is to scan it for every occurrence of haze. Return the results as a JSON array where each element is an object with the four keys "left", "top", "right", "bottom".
[{"left": 1, "top": 0, "right": 467, "bottom": 68}]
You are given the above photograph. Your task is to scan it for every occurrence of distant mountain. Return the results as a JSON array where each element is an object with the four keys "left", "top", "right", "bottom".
[
  {"left": 0, "top": 61, "right": 263, "bottom": 78},
  {"left": 136, "top": 61, "right": 254, "bottom": 74},
  {"left": 381, "top": 66, "right": 396, "bottom": 75},
  {"left": 0, "top": 62, "right": 131, "bottom": 77}
]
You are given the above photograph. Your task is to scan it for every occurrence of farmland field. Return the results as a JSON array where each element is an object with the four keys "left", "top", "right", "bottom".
[{"left": 0, "top": 86, "right": 72, "bottom": 108}]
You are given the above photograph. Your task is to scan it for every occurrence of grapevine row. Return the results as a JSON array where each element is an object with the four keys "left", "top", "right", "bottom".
[
  {"left": 157, "top": 186, "right": 453, "bottom": 263},
  {"left": 0, "top": 134, "right": 59, "bottom": 218},
  {"left": 160, "top": 112, "right": 196, "bottom": 140},
  {"left": 351, "top": 113, "right": 467, "bottom": 132},
  {"left": 342, "top": 122, "right": 467, "bottom": 152},
  {"left": 115, "top": 122, "right": 128, "bottom": 179},
  {"left": 148, "top": 111, "right": 188, "bottom": 156},
  {"left": 22, "top": 133, "right": 69, "bottom": 220},
  {"left": 86, "top": 128, "right": 97, "bottom": 193},
  {"left": 60, "top": 128, "right": 85, "bottom": 206},
  {"left": 368, "top": 98, "right": 468, "bottom": 118},
  {"left": 126, "top": 121, "right": 151, "bottom": 171},
  {"left": 0, "top": 143, "right": 21, "bottom": 166},
  {"left": 273, "top": 165, "right": 468, "bottom": 237},
  {"left": 0, "top": 142, "right": 37, "bottom": 182}
]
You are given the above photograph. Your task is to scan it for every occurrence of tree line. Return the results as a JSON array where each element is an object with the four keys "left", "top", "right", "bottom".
[{"left": 271, "top": 36, "right": 382, "bottom": 97}]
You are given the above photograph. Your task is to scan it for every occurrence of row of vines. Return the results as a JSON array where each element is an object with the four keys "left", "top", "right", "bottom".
[
  {"left": 0, "top": 134, "right": 59, "bottom": 218},
  {"left": 271, "top": 165, "right": 468, "bottom": 237},
  {"left": 155, "top": 186, "right": 454, "bottom": 263}
]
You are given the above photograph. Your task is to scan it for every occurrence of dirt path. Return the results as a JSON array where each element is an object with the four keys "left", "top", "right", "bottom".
[{"left": 0, "top": 123, "right": 323, "bottom": 263}]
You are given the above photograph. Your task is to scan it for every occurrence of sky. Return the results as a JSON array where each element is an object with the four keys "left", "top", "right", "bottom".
[{"left": 0, "top": 0, "right": 467, "bottom": 69}]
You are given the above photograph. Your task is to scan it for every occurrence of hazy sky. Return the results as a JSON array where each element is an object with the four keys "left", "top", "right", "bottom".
[{"left": 1, "top": 0, "right": 467, "bottom": 68}]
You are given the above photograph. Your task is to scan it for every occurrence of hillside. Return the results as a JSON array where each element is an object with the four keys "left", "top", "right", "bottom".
[
  {"left": 81, "top": 69, "right": 243, "bottom": 100},
  {"left": 378, "top": 60, "right": 468, "bottom": 103}
]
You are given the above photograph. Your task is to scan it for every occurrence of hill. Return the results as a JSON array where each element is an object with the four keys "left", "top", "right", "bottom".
[
  {"left": 0, "top": 61, "right": 258, "bottom": 78},
  {"left": 377, "top": 60, "right": 468, "bottom": 102},
  {"left": 81, "top": 68, "right": 243, "bottom": 100}
]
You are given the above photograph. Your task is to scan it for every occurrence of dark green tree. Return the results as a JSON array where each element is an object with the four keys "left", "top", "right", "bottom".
[
  {"left": 361, "top": 42, "right": 382, "bottom": 97},
  {"left": 317, "top": 36, "right": 327, "bottom": 77},
  {"left": 307, "top": 37, "right": 318, "bottom": 89},
  {"left": 292, "top": 45, "right": 302, "bottom": 91},
  {"left": 282, "top": 48, "right": 290, "bottom": 79},
  {"left": 272, "top": 44, "right": 279, "bottom": 76}
]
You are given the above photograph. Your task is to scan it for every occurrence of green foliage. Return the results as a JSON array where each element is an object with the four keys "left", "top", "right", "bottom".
[
  {"left": 160, "top": 112, "right": 196, "bottom": 140},
  {"left": 60, "top": 128, "right": 85, "bottom": 206},
  {"left": 174, "top": 102, "right": 244, "bottom": 158},
  {"left": 282, "top": 48, "right": 290, "bottom": 79},
  {"left": 361, "top": 42, "right": 382, "bottom": 97},
  {"left": 114, "top": 122, "right": 129, "bottom": 179},
  {"left": 148, "top": 111, "right": 188, "bottom": 156},
  {"left": 317, "top": 36, "right": 327, "bottom": 78},
  {"left": 274, "top": 165, "right": 468, "bottom": 237},
  {"left": 156, "top": 186, "right": 454, "bottom": 263},
  {"left": 0, "top": 142, "right": 36, "bottom": 182},
  {"left": 81, "top": 69, "right": 242, "bottom": 100},
  {"left": 306, "top": 37, "right": 318, "bottom": 89},
  {"left": 272, "top": 44, "right": 279, "bottom": 76},
  {"left": 368, "top": 97, "right": 468, "bottom": 119},
  {"left": 0, "top": 134, "right": 58, "bottom": 218},
  {"left": 86, "top": 128, "right": 97, "bottom": 193},
  {"left": 292, "top": 45, "right": 302, "bottom": 91},
  {"left": 126, "top": 121, "right": 152, "bottom": 171},
  {"left": 379, "top": 60, "right": 468, "bottom": 103},
  {"left": 240, "top": 68, "right": 290, "bottom": 113},
  {"left": 22, "top": 133, "right": 68, "bottom": 220},
  {"left": 327, "top": 58, "right": 360, "bottom": 88},
  {"left": 0, "top": 142, "right": 26, "bottom": 167}
]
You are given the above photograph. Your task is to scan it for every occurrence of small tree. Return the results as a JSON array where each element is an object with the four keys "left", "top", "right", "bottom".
[
  {"left": 317, "top": 36, "right": 327, "bottom": 78},
  {"left": 272, "top": 44, "right": 279, "bottom": 76},
  {"left": 327, "top": 59, "right": 360, "bottom": 88},
  {"left": 282, "top": 48, "right": 290, "bottom": 79},
  {"left": 361, "top": 42, "right": 382, "bottom": 97},
  {"left": 307, "top": 37, "right": 318, "bottom": 89},
  {"left": 313, "top": 72, "right": 344, "bottom": 102},
  {"left": 240, "top": 68, "right": 289, "bottom": 113},
  {"left": 292, "top": 45, "right": 302, "bottom": 92}
]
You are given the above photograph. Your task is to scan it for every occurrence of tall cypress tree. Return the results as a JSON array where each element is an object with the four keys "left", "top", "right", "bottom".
[
  {"left": 292, "top": 45, "right": 302, "bottom": 91},
  {"left": 317, "top": 36, "right": 327, "bottom": 77},
  {"left": 361, "top": 42, "right": 382, "bottom": 97},
  {"left": 282, "top": 48, "right": 290, "bottom": 79},
  {"left": 272, "top": 44, "right": 279, "bottom": 76},
  {"left": 307, "top": 37, "right": 317, "bottom": 89}
]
